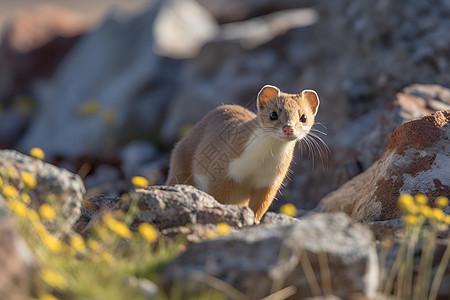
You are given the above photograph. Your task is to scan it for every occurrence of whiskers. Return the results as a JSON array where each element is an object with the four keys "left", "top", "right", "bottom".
[
  {"left": 299, "top": 123, "right": 330, "bottom": 170},
  {"left": 245, "top": 124, "right": 330, "bottom": 171}
]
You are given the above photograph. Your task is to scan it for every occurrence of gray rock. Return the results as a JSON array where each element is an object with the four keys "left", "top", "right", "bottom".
[
  {"left": 133, "top": 185, "right": 255, "bottom": 229},
  {"left": 73, "top": 185, "right": 255, "bottom": 239},
  {"left": 72, "top": 193, "right": 119, "bottom": 237},
  {"left": 366, "top": 219, "right": 403, "bottom": 241},
  {"left": 260, "top": 211, "right": 299, "bottom": 225},
  {"left": 124, "top": 277, "right": 159, "bottom": 299},
  {"left": 154, "top": 0, "right": 218, "bottom": 58},
  {"left": 318, "top": 111, "right": 450, "bottom": 222},
  {"left": 84, "top": 164, "right": 121, "bottom": 192},
  {"left": 17, "top": 0, "right": 180, "bottom": 159},
  {"left": 162, "top": 213, "right": 379, "bottom": 299},
  {"left": 134, "top": 155, "right": 170, "bottom": 186},
  {"left": 0, "top": 108, "right": 31, "bottom": 148},
  {"left": 120, "top": 141, "right": 159, "bottom": 179},
  {"left": 0, "top": 150, "right": 85, "bottom": 230},
  {"left": 217, "top": 8, "right": 318, "bottom": 48},
  {"left": 196, "top": 0, "right": 316, "bottom": 23}
]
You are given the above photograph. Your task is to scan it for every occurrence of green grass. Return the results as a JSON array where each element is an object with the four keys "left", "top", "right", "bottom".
[{"left": 1, "top": 158, "right": 449, "bottom": 299}]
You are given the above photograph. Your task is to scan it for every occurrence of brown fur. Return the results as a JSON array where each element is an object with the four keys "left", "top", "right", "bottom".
[{"left": 167, "top": 85, "right": 319, "bottom": 220}]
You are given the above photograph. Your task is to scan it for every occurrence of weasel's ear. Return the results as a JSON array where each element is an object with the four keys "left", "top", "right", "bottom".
[
  {"left": 301, "top": 90, "right": 320, "bottom": 116},
  {"left": 257, "top": 85, "right": 280, "bottom": 110}
]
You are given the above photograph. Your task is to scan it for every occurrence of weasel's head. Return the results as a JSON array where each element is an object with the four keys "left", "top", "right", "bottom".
[{"left": 256, "top": 85, "right": 320, "bottom": 142}]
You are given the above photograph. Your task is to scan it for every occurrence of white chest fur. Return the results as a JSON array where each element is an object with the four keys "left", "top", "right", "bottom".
[{"left": 228, "top": 129, "right": 295, "bottom": 188}]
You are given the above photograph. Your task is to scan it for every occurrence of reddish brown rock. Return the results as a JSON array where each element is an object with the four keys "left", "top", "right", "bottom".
[
  {"left": 6, "top": 4, "right": 87, "bottom": 54},
  {"left": 0, "top": 4, "right": 88, "bottom": 103},
  {"left": 318, "top": 111, "right": 450, "bottom": 222},
  {"left": 356, "top": 84, "right": 450, "bottom": 171}
]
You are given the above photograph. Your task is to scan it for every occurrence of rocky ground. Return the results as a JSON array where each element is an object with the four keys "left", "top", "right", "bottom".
[{"left": 0, "top": 0, "right": 449, "bottom": 299}]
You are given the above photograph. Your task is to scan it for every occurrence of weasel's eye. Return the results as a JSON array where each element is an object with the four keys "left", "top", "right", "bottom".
[
  {"left": 300, "top": 114, "right": 307, "bottom": 123},
  {"left": 270, "top": 111, "right": 278, "bottom": 121}
]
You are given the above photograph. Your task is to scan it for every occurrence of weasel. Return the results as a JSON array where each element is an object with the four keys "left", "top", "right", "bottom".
[{"left": 166, "top": 85, "right": 320, "bottom": 221}]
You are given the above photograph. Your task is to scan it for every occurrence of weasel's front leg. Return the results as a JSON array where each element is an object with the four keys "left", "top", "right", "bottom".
[{"left": 249, "top": 185, "right": 279, "bottom": 221}]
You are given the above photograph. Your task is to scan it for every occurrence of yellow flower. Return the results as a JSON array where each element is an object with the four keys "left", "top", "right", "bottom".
[
  {"left": 79, "top": 101, "right": 100, "bottom": 115},
  {"left": 6, "top": 167, "right": 16, "bottom": 178},
  {"left": 21, "top": 193, "right": 32, "bottom": 204},
  {"left": 87, "top": 239, "right": 101, "bottom": 251},
  {"left": 405, "top": 215, "right": 418, "bottom": 225},
  {"left": 21, "top": 172, "right": 37, "bottom": 189},
  {"left": 217, "top": 222, "right": 231, "bottom": 235},
  {"left": 39, "top": 204, "right": 56, "bottom": 220},
  {"left": 398, "top": 194, "right": 419, "bottom": 215},
  {"left": 414, "top": 194, "right": 428, "bottom": 206},
  {"left": 205, "top": 229, "right": 218, "bottom": 239},
  {"left": 2, "top": 185, "right": 19, "bottom": 199},
  {"left": 27, "top": 209, "right": 39, "bottom": 222},
  {"left": 138, "top": 223, "right": 158, "bottom": 243},
  {"left": 431, "top": 208, "right": 445, "bottom": 222},
  {"left": 420, "top": 206, "right": 432, "bottom": 219},
  {"left": 279, "top": 203, "right": 297, "bottom": 217},
  {"left": 131, "top": 176, "right": 149, "bottom": 188},
  {"left": 39, "top": 294, "right": 58, "bottom": 300},
  {"left": 29, "top": 147, "right": 45, "bottom": 160},
  {"left": 8, "top": 199, "right": 28, "bottom": 218},
  {"left": 102, "top": 110, "right": 116, "bottom": 126},
  {"left": 445, "top": 215, "right": 450, "bottom": 225},
  {"left": 0, "top": 176, "right": 3, "bottom": 186},
  {"left": 102, "top": 252, "right": 114, "bottom": 263},
  {"left": 40, "top": 269, "right": 67, "bottom": 289},
  {"left": 103, "top": 214, "right": 131, "bottom": 239},
  {"left": 436, "top": 196, "right": 449, "bottom": 209},
  {"left": 35, "top": 222, "right": 48, "bottom": 237},
  {"left": 70, "top": 235, "right": 86, "bottom": 252},
  {"left": 96, "top": 225, "right": 109, "bottom": 240},
  {"left": 41, "top": 233, "right": 62, "bottom": 253}
]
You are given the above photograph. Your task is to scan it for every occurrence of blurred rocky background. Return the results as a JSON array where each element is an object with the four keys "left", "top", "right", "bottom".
[{"left": 1, "top": 0, "right": 449, "bottom": 211}]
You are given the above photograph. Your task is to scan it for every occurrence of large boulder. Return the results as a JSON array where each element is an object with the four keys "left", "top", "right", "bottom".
[
  {"left": 356, "top": 84, "right": 450, "bottom": 172},
  {"left": 131, "top": 185, "right": 255, "bottom": 229},
  {"left": 73, "top": 185, "right": 255, "bottom": 241},
  {"left": 162, "top": 213, "right": 379, "bottom": 299},
  {"left": 0, "top": 150, "right": 85, "bottom": 230},
  {"left": 16, "top": 0, "right": 182, "bottom": 159},
  {"left": 0, "top": 5, "right": 88, "bottom": 148},
  {"left": 318, "top": 111, "right": 450, "bottom": 222}
]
